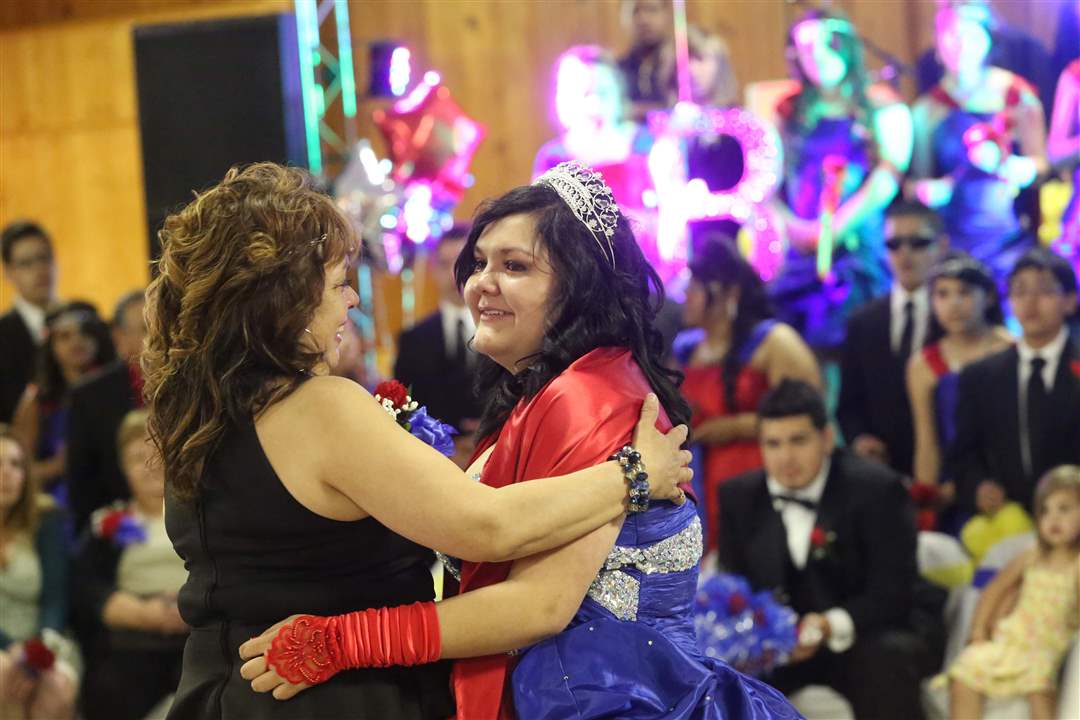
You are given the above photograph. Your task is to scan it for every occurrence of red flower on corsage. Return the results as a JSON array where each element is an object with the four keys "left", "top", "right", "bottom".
[
  {"left": 91, "top": 502, "right": 147, "bottom": 547},
  {"left": 910, "top": 483, "right": 941, "bottom": 531},
  {"left": 373, "top": 379, "right": 457, "bottom": 456},
  {"left": 19, "top": 636, "right": 55, "bottom": 674},
  {"left": 809, "top": 525, "right": 836, "bottom": 561},
  {"left": 374, "top": 380, "right": 410, "bottom": 410},
  {"left": 1071, "top": 359, "right": 1080, "bottom": 380}
]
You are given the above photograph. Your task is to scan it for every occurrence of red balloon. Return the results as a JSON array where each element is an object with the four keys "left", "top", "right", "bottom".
[{"left": 373, "top": 83, "right": 485, "bottom": 198}]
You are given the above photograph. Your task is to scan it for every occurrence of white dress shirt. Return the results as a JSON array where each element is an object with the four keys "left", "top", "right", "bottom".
[
  {"left": 439, "top": 302, "right": 476, "bottom": 362},
  {"left": 13, "top": 296, "right": 47, "bottom": 344},
  {"left": 766, "top": 457, "right": 856, "bottom": 653},
  {"left": 889, "top": 285, "right": 929, "bottom": 357},
  {"left": 1017, "top": 326, "right": 1068, "bottom": 393}
]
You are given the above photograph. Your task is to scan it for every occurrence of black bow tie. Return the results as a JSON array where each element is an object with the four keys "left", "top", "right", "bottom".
[{"left": 771, "top": 494, "right": 818, "bottom": 511}]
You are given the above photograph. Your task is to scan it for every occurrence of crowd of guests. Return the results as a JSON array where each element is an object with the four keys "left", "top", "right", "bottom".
[{"left": 0, "top": 222, "right": 184, "bottom": 719}]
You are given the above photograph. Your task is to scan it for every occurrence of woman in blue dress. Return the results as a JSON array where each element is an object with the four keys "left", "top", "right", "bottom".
[
  {"left": 906, "top": 252, "right": 1011, "bottom": 530},
  {"left": 239, "top": 164, "right": 800, "bottom": 719},
  {"left": 765, "top": 8, "right": 912, "bottom": 351},
  {"left": 908, "top": 2, "right": 1047, "bottom": 283}
]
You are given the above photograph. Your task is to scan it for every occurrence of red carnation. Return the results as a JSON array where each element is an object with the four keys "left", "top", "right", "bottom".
[
  {"left": 21, "top": 637, "right": 55, "bottom": 672},
  {"left": 809, "top": 526, "right": 828, "bottom": 548},
  {"left": 1071, "top": 360, "right": 1080, "bottom": 380},
  {"left": 375, "top": 380, "right": 409, "bottom": 408},
  {"left": 728, "top": 592, "right": 748, "bottom": 615}
]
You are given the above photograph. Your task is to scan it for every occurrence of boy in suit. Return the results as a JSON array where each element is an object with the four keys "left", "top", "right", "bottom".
[{"left": 950, "top": 248, "right": 1080, "bottom": 514}]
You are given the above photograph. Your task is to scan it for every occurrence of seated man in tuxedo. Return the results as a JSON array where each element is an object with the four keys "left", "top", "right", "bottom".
[
  {"left": 67, "top": 289, "right": 146, "bottom": 533},
  {"left": 0, "top": 220, "right": 58, "bottom": 423},
  {"left": 720, "top": 380, "right": 941, "bottom": 720},
  {"left": 949, "top": 248, "right": 1080, "bottom": 515},
  {"left": 394, "top": 226, "right": 481, "bottom": 468},
  {"left": 838, "top": 201, "right": 942, "bottom": 476}
]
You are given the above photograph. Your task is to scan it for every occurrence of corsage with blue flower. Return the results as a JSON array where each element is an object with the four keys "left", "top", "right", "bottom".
[
  {"left": 374, "top": 380, "right": 457, "bottom": 457},
  {"left": 90, "top": 501, "right": 147, "bottom": 548}
]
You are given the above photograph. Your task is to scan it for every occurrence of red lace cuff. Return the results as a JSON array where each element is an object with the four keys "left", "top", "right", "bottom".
[{"left": 267, "top": 615, "right": 341, "bottom": 685}]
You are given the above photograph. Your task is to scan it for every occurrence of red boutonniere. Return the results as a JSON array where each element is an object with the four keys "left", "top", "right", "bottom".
[
  {"left": 1070, "top": 359, "right": 1080, "bottom": 380},
  {"left": 809, "top": 525, "right": 836, "bottom": 561}
]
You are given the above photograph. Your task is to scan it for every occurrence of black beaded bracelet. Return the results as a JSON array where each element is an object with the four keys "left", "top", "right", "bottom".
[{"left": 609, "top": 445, "right": 649, "bottom": 513}]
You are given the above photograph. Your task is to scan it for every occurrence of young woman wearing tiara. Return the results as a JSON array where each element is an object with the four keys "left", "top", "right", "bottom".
[
  {"left": 146, "top": 163, "right": 692, "bottom": 719},
  {"left": 239, "top": 162, "right": 800, "bottom": 719}
]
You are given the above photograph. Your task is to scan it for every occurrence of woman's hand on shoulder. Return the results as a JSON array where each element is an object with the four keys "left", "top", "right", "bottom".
[{"left": 630, "top": 394, "right": 691, "bottom": 505}]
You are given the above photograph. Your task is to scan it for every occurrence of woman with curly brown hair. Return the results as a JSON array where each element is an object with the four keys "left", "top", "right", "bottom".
[{"left": 146, "top": 162, "right": 691, "bottom": 719}]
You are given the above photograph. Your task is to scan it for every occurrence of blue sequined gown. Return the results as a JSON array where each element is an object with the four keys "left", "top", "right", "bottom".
[{"left": 510, "top": 500, "right": 801, "bottom": 719}]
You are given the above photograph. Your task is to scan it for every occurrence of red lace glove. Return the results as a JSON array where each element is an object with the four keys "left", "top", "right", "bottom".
[{"left": 266, "top": 601, "right": 441, "bottom": 685}]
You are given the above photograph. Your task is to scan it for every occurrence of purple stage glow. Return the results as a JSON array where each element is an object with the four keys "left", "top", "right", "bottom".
[{"left": 649, "top": 105, "right": 785, "bottom": 279}]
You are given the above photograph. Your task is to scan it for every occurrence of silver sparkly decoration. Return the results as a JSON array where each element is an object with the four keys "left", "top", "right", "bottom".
[
  {"left": 534, "top": 161, "right": 620, "bottom": 268},
  {"left": 436, "top": 551, "right": 461, "bottom": 581},
  {"left": 587, "top": 517, "right": 703, "bottom": 621}
]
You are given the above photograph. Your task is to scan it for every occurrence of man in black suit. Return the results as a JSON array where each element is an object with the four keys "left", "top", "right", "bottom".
[
  {"left": 720, "top": 380, "right": 941, "bottom": 720},
  {"left": 67, "top": 289, "right": 146, "bottom": 533},
  {"left": 0, "top": 221, "right": 57, "bottom": 423},
  {"left": 838, "top": 201, "right": 943, "bottom": 476},
  {"left": 949, "top": 248, "right": 1080, "bottom": 514},
  {"left": 394, "top": 226, "right": 481, "bottom": 467}
]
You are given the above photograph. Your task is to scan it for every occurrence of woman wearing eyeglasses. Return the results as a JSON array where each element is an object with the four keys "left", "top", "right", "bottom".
[{"left": 907, "top": 251, "right": 1012, "bottom": 520}]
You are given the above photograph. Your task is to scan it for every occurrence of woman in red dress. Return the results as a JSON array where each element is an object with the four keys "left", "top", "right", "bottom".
[{"left": 677, "top": 236, "right": 820, "bottom": 553}]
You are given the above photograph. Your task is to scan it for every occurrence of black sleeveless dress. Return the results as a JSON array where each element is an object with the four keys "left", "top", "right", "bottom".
[{"left": 164, "top": 421, "right": 453, "bottom": 719}]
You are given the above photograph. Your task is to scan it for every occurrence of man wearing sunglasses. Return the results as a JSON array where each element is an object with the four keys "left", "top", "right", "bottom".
[{"left": 838, "top": 202, "right": 943, "bottom": 476}]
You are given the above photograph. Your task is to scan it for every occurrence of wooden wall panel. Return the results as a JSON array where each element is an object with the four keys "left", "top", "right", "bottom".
[
  {"left": 0, "top": 1, "right": 288, "bottom": 314},
  {"left": 1, "top": 0, "right": 1067, "bottom": 344}
]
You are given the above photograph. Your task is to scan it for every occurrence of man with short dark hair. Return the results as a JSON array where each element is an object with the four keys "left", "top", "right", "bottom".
[
  {"left": 0, "top": 220, "right": 58, "bottom": 422},
  {"left": 67, "top": 289, "right": 147, "bottom": 533},
  {"left": 720, "top": 379, "right": 941, "bottom": 719},
  {"left": 838, "top": 201, "right": 943, "bottom": 475},
  {"left": 949, "top": 248, "right": 1080, "bottom": 514}
]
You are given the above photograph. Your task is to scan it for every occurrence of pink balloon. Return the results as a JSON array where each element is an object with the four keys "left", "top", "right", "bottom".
[{"left": 373, "top": 84, "right": 486, "bottom": 199}]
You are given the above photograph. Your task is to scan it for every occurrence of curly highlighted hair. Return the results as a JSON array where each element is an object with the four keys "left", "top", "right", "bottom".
[{"left": 142, "top": 163, "right": 354, "bottom": 500}]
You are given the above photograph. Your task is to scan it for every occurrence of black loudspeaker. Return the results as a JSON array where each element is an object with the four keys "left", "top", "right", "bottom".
[{"left": 134, "top": 14, "right": 306, "bottom": 258}]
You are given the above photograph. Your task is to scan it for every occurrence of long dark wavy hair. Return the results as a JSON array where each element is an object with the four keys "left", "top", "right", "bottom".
[
  {"left": 688, "top": 235, "right": 775, "bottom": 410},
  {"left": 36, "top": 301, "right": 115, "bottom": 405},
  {"left": 783, "top": 7, "right": 874, "bottom": 132},
  {"left": 453, "top": 183, "right": 690, "bottom": 442},
  {"left": 142, "top": 163, "right": 353, "bottom": 501}
]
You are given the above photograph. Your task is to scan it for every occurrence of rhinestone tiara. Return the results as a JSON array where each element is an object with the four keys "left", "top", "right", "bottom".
[{"left": 534, "top": 161, "right": 620, "bottom": 268}]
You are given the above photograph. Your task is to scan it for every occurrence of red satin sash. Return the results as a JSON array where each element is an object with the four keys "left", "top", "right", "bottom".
[{"left": 451, "top": 347, "right": 671, "bottom": 719}]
